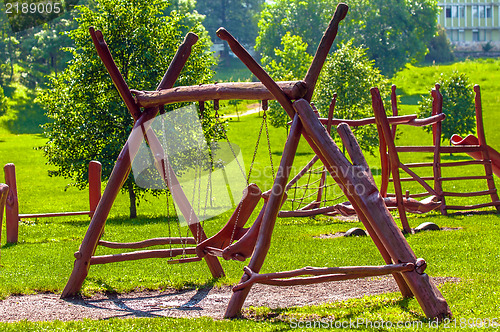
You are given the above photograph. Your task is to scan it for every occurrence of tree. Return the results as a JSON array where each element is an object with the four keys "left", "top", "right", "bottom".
[
  {"left": 265, "top": 38, "right": 390, "bottom": 154},
  {"left": 0, "top": 85, "right": 8, "bottom": 116},
  {"left": 314, "top": 40, "right": 390, "bottom": 154},
  {"left": 424, "top": 25, "right": 455, "bottom": 64},
  {"left": 256, "top": 0, "right": 438, "bottom": 76},
  {"left": 341, "top": 0, "right": 438, "bottom": 76},
  {"left": 196, "top": 0, "right": 264, "bottom": 58},
  {"left": 264, "top": 32, "right": 312, "bottom": 128},
  {"left": 38, "top": 0, "right": 217, "bottom": 218},
  {"left": 256, "top": 0, "right": 334, "bottom": 64},
  {"left": 0, "top": 13, "right": 19, "bottom": 84},
  {"left": 417, "top": 72, "right": 475, "bottom": 143}
]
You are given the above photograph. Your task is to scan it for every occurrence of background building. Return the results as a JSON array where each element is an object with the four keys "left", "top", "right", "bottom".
[{"left": 438, "top": 0, "right": 500, "bottom": 52}]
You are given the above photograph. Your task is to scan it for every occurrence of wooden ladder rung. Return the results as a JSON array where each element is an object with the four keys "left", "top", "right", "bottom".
[
  {"left": 389, "top": 176, "right": 434, "bottom": 182},
  {"left": 439, "top": 175, "right": 492, "bottom": 181},
  {"left": 442, "top": 189, "right": 497, "bottom": 197},
  {"left": 441, "top": 160, "right": 490, "bottom": 167},
  {"left": 445, "top": 201, "right": 500, "bottom": 210},
  {"left": 404, "top": 162, "right": 434, "bottom": 168},
  {"left": 396, "top": 146, "right": 435, "bottom": 153},
  {"left": 439, "top": 146, "right": 483, "bottom": 154}
]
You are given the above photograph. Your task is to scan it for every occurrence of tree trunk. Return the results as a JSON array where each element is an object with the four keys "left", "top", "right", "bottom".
[
  {"left": 128, "top": 181, "right": 137, "bottom": 219},
  {"left": 220, "top": 0, "right": 230, "bottom": 60},
  {"left": 8, "top": 36, "right": 14, "bottom": 83}
]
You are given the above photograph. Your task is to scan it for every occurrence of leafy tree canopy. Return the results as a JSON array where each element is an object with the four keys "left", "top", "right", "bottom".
[
  {"left": 264, "top": 32, "right": 312, "bottom": 128},
  {"left": 418, "top": 72, "right": 475, "bottom": 142},
  {"left": 315, "top": 40, "right": 390, "bottom": 154},
  {"left": 196, "top": 0, "right": 264, "bottom": 55},
  {"left": 424, "top": 25, "right": 455, "bottom": 64},
  {"left": 38, "top": 0, "right": 216, "bottom": 218},
  {"left": 265, "top": 37, "right": 390, "bottom": 154},
  {"left": 256, "top": 0, "right": 438, "bottom": 76}
]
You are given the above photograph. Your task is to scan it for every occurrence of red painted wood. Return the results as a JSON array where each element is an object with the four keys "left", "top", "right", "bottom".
[
  {"left": 88, "top": 161, "right": 102, "bottom": 217},
  {"left": 4, "top": 164, "right": 18, "bottom": 243},
  {"left": 62, "top": 30, "right": 206, "bottom": 298},
  {"left": 0, "top": 183, "right": 9, "bottom": 247},
  {"left": 371, "top": 89, "right": 411, "bottom": 233},
  {"left": 133, "top": 81, "right": 307, "bottom": 107}
]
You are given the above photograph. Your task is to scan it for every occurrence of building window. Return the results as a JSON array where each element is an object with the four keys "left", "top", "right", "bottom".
[
  {"left": 451, "top": 6, "right": 458, "bottom": 18},
  {"left": 446, "top": 6, "right": 452, "bottom": 18},
  {"left": 486, "top": 6, "right": 492, "bottom": 19},
  {"left": 459, "top": 30, "right": 465, "bottom": 42},
  {"left": 473, "top": 30, "right": 479, "bottom": 42},
  {"left": 472, "top": 6, "right": 478, "bottom": 18},
  {"left": 479, "top": 6, "right": 485, "bottom": 19},
  {"left": 459, "top": 6, "right": 465, "bottom": 18}
]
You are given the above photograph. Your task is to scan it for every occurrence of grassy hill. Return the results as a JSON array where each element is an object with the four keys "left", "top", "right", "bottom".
[{"left": 0, "top": 59, "right": 500, "bottom": 330}]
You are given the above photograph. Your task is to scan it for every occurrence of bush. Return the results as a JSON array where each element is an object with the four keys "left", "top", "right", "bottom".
[
  {"left": 0, "top": 85, "right": 8, "bottom": 116},
  {"left": 313, "top": 40, "right": 390, "bottom": 154},
  {"left": 417, "top": 72, "right": 475, "bottom": 142},
  {"left": 425, "top": 25, "right": 455, "bottom": 64}
]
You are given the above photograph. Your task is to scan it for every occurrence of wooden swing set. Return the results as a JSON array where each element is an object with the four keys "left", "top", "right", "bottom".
[{"left": 61, "top": 3, "right": 451, "bottom": 320}]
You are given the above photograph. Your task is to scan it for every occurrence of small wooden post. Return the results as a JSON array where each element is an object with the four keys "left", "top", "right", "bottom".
[
  {"left": 473, "top": 85, "right": 500, "bottom": 211},
  {"left": 88, "top": 161, "right": 102, "bottom": 217},
  {"left": 0, "top": 183, "right": 9, "bottom": 248},
  {"left": 4, "top": 164, "right": 19, "bottom": 244}
]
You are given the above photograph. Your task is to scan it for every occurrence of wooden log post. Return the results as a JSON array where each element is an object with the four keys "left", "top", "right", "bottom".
[
  {"left": 473, "top": 85, "right": 500, "bottom": 211},
  {"left": 0, "top": 183, "right": 9, "bottom": 248},
  {"left": 61, "top": 30, "right": 209, "bottom": 298},
  {"left": 371, "top": 88, "right": 411, "bottom": 234},
  {"left": 88, "top": 161, "right": 102, "bottom": 218},
  {"left": 225, "top": 114, "right": 303, "bottom": 318},
  {"left": 294, "top": 98, "right": 451, "bottom": 319},
  {"left": 4, "top": 164, "right": 19, "bottom": 244},
  {"left": 431, "top": 85, "right": 446, "bottom": 215}
]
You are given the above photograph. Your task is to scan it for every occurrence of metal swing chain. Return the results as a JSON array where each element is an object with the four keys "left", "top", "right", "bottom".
[
  {"left": 247, "top": 100, "right": 275, "bottom": 183},
  {"left": 263, "top": 109, "right": 275, "bottom": 180},
  {"left": 247, "top": 109, "right": 266, "bottom": 182},
  {"left": 160, "top": 110, "right": 187, "bottom": 258},
  {"left": 214, "top": 101, "right": 248, "bottom": 185}
]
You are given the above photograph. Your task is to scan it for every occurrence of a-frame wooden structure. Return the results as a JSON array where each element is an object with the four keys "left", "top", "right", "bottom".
[{"left": 62, "top": 3, "right": 451, "bottom": 320}]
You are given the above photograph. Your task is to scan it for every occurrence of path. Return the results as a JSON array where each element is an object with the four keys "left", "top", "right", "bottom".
[{"left": 0, "top": 276, "right": 458, "bottom": 322}]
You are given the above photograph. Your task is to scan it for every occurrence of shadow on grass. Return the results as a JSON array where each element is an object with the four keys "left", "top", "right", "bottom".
[
  {"left": 5, "top": 88, "right": 47, "bottom": 135},
  {"left": 65, "top": 215, "right": 180, "bottom": 227},
  {"left": 244, "top": 296, "right": 425, "bottom": 323},
  {"left": 272, "top": 151, "right": 314, "bottom": 157},
  {"left": 400, "top": 94, "right": 424, "bottom": 106}
]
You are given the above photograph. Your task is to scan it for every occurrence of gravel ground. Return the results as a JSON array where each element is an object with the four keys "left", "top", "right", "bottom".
[{"left": 0, "top": 276, "right": 458, "bottom": 322}]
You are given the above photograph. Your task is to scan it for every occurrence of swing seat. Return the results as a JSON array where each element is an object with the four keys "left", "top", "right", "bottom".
[{"left": 196, "top": 184, "right": 262, "bottom": 258}]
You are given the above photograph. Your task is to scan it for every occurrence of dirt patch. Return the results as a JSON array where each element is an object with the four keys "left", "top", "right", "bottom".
[{"left": 0, "top": 276, "right": 459, "bottom": 322}]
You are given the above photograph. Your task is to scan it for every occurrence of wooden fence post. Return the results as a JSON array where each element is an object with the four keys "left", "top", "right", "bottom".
[
  {"left": 4, "top": 164, "right": 19, "bottom": 244},
  {"left": 0, "top": 183, "right": 9, "bottom": 248},
  {"left": 88, "top": 161, "right": 102, "bottom": 218}
]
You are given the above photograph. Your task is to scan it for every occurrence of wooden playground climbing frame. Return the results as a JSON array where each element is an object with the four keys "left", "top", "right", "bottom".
[
  {"left": 375, "top": 84, "right": 500, "bottom": 217},
  {"left": 61, "top": 3, "right": 452, "bottom": 320}
]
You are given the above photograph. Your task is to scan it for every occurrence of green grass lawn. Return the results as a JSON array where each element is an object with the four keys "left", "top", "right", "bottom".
[{"left": 1, "top": 59, "right": 500, "bottom": 330}]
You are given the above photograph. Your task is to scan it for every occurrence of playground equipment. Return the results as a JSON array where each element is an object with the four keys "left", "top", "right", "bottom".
[
  {"left": 61, "top": 3, "right": 451, "bottom": 320},
  {"left": 451, "top": 135, "right": 500, "bottom": 178},
  {"left": 375, "top": 84, "right": 500, "bottom": 217},
  {"left": 3, "top": 161, "right": 102, "bottom": 244},
  {"left": 0, "top": 183, "right": 8, "bottom": 255},
  {"left": 279, "top": 87, "right": 442, "bottom": 230}
]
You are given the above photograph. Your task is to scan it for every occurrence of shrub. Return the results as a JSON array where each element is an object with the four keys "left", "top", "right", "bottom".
[{"left": 417, "top": 71, "right": 475, "bottom": 142}]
